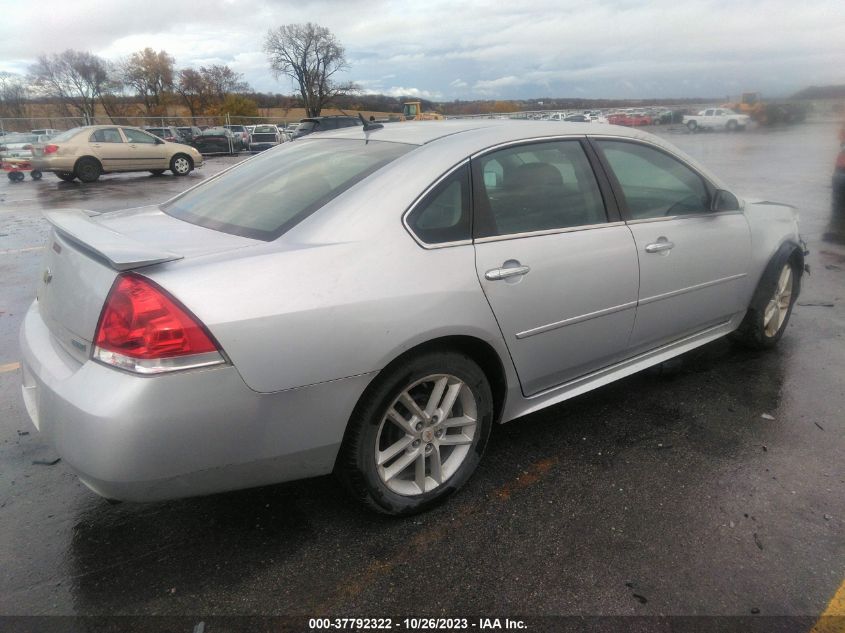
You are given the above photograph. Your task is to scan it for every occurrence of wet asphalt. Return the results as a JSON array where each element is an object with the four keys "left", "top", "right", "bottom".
[{"left": 0, "top": 126, "right": 843, "bottom": 630}]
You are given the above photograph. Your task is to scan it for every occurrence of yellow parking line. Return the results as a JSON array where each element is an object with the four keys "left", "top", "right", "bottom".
[
  {"left": 0, "top": 246, "right": 43, "bottom": 256},
  {"left": 810, "top": 577, "right": 845, "bottom": 633},
  {"left": 0, "top": 362, "right": 21, "bottom": 373}
]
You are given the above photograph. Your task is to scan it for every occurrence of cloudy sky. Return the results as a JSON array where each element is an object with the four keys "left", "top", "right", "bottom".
[{"left": 1, "top": 0, "right": 844, "bottom": 101}]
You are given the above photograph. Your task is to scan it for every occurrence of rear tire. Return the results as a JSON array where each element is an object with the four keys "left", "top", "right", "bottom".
[
  {"left": 726, "top": 120, "right": 738, "bottom": 132},
  {"left": 170, "top": 154, "right": 193, "bottom": 176},
  {"left": 336, "top": 350, "right": 493, "bottom": 516},
  {"left": 732, "top": 254, "right": 800, "bottom": 349},
  {"left": 687, "top": 120, "right": 698, "bottom": 132},
  {"left": 75, "top": 158, "right": 101, "bottom": 183},
  {"left": 149, "top": 169, "right": 165, "bottom": 176},
  {"left": 30, "top": 170, "right": 42, "bottom": 180}
]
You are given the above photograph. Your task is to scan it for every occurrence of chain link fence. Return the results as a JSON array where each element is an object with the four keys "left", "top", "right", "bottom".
[{"left": 0, "top": 114, "right": 300, "bottom": 135}]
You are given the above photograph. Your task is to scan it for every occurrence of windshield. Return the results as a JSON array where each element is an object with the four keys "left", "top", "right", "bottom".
[
  {"left": 163, "top": 139, "right": 413, "bottom": 240},
  {"left": 297, "top": 121, "right": 317, "bottom": 132}
]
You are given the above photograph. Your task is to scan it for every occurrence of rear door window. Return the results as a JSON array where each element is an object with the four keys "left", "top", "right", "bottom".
[
  {"left": 473, "top": 140, "right": 608, "bottom": 237},
  {"left": 90, "top": 128, "right": 123, "bottom": 143}
]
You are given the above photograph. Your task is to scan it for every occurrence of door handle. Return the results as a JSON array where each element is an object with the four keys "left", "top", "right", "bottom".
[
  {"left": 645, "top": 240, "right": 675, "bottom": 253},
  {"left": 485, "top": 265, "right": 531, "bottom": 281}
]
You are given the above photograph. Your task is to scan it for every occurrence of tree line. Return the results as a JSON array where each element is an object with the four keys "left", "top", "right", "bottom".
[{"left": 0, "top": 48, "right": 260, "bottom": 121}]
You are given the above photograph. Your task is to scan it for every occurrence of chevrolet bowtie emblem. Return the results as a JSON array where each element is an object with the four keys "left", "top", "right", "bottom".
[{"left": 42, "top": 268, "right": 53, "bottom": 284}]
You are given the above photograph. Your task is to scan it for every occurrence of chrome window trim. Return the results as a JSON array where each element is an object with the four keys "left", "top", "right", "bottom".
[
  {"left": 516, "top": 300, "right": 638, "bottom": 340},
  {"left": 469, "top": 134, "right": 588, "bottom": 160},
  {"left": 639, "top": 273, "right": 747, "bottom": 306},
  {"left": 474, "top": 220, "right": 626, "bottom": 244},
  {"left": 402, "top": 159, "right": 473, "bottom": 250},
  {"left": 625, "top": 211, "right": 744, "bottom": 225}
]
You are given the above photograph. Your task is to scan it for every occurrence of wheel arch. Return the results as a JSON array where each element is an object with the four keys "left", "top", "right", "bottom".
[
  {"left": 333, "top": 333, "right": 509, "bottom": 480},
  {"left": 73, "top": 155, "right": 102, "bottom": 172},
  {"left": 385, "top": 335, "right": 506, "bottom": 423},
  {"left": 750, "top": 239, "right": 805, "bottom": 307}
]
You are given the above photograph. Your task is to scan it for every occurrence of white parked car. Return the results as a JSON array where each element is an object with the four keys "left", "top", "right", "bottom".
[{"left": 683, "top": 108, "right": 751, "bottom": 132}]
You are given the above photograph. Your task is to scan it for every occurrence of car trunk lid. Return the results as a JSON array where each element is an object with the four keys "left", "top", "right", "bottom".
[{"left": 37, "top": 207, "right": 256, "bottom": 364}]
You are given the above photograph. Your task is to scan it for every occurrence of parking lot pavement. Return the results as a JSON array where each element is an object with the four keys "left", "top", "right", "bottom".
[{"left": 0, "top": 127, "right": 843, "bottom": 625}]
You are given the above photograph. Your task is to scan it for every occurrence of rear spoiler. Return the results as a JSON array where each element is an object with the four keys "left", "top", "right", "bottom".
[{"left": 43, "top": 209, "right": 183, "bottom": 271}]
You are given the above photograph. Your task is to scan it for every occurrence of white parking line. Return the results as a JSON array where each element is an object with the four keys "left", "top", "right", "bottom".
[{"left": 0, "top": 246, "right": 43, "bottom": 255}]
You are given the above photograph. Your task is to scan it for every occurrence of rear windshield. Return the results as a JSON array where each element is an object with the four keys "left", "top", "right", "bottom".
[
  {"left": 49, "top": 128, "right": 84, "bottom": 142},
  {"left": 163, "top": 139, "right": 413, "bottom": 240},
  {"left": 297, "top": 121, "right": 317, "bottom": 132},
  {"left": 2, "top": 134, "right": 38, "bottom": 143},
  {"left": 201, "top": 127, "right": 228, "bottom": 136}
]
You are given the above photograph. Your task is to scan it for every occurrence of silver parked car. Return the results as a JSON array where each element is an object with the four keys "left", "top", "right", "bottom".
[{"left": 20, "top": 121, "right": 805, "bottom": 515}]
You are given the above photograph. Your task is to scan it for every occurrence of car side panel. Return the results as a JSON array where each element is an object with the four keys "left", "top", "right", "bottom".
[{"left": 147, "top": 236, "right": 513, "bottom": 395}]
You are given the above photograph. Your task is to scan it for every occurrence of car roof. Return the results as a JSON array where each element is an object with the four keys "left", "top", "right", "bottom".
[
  {"left": 305, "top": 119, "right": 728, "bottom": 192},
  {"left": 314, "top": 119, "right": 656, "bottom": 147}
]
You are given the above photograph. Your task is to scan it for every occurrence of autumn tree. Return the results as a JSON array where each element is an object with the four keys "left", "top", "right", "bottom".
[
  {"left": 202, "top": 65, "right": 250, "bottom": 102},
  {"left": 264, "top": 23, "right": 355, "bottom": 117},
  {"left": 0, "top": 72, "right": 29, "bottom": 119},
  {"left": 29, "top": 50, "right": 113, "bottom": 121},
  {"left": 122, "top": 48, "right": 175, "bottom": 114}
]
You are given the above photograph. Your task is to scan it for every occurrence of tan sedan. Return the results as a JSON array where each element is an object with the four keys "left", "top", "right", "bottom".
[{"left": 31, "top": 125, "right": 204, "bottom": 182}]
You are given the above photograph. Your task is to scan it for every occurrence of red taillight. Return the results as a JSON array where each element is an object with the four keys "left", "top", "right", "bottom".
[
  {"left": 836, "top": 152, "right": 845, "bottom": 171},
  {"left": 93, "top": 274, "right": 223, "bottom": 373},
  {"left": 43, "top": 144, "right": 59, "bottom": 154}
]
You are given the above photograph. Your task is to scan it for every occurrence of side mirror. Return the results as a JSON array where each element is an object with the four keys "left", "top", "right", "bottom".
[{"left": 713, "top": 189, "right": 740, "bottom": 212}]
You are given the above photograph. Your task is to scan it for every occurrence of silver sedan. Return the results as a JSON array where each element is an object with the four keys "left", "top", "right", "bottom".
[{"left": 20, "top": 120, "right": 805, "bottom": 515}]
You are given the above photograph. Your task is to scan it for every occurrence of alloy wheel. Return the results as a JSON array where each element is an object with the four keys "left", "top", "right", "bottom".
[
  {"left": 763, "top": 263, "right": 793, "bottom": 337},
  {"left": 375, "top": 374, "right": 478, "bottom": 496}
]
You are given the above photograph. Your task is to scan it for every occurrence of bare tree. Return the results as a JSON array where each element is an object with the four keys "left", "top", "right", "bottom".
[
  {"left": 0, "top": 72, "right": 30, "bottom": 119},
  {"left": 29, "top": 50, "right": 112, "bottom": 121},
  {"left": 264, "top": 23, "right": 355, "bottom": 117},
  {"left": 121, "top": 48, "right": 175, "bottom": 114}
]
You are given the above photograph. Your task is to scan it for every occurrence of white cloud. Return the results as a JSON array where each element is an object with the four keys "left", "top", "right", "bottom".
[{"left": 1, "top": 0, "right": 844, "bottom": 99}]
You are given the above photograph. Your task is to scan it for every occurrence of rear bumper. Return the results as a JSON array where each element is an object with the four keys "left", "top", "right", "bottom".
[
  {"left": 19, "top": 299, "right": 374, "bottom": 502},
  {"left": 249, "top": 143, "right": 279, "bottom": 152},
  {"left": 31, "top": 154, "right": 76, "bottom": 172}
]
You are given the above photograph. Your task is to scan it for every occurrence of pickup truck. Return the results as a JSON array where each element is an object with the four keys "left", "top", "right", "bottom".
[{"left": 683, "top": 108, "right": 750, "bottom": 132}]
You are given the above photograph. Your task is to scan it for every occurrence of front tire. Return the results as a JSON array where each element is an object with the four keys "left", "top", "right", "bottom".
[
  {"left": 149, "top": 169, "right": 165, "bottom": 176},
  {"left": 687, "top": 120, "right": 698, "bottom": 132},
  {"left": 170, "top": 154, "right": 193, "bottom": 176},
  {"left": 337, "top": 350, "right": 493, "bottom": 516},
  {"left": 56, "top": 172, "right": 76, "bottom": 182},
  {"left": 726, "top": 119, "right": 738, "bottom": 132},
  {"left": 732, "top": 255, "right": 799, "bottom": 349}
]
